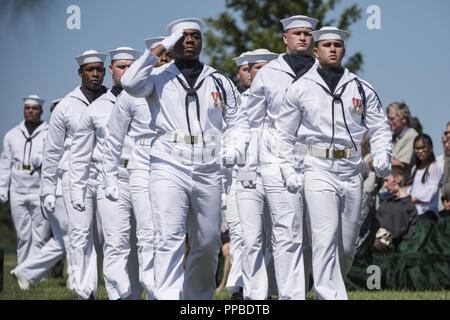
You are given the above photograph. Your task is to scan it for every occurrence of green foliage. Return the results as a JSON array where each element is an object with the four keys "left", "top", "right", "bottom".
[
  {"left": 0, "top": 204, "right": 15, "bottom": 249},
  {"left": 204, "top": 0, "right": 364, "bottom": 77}
]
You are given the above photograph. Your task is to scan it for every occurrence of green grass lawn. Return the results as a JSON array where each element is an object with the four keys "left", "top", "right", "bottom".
[
  {"left": 0, "top": 254, "right": 110, "bottom": 300},
  {"left": 1, "top": 254, "right": 450, "bottom": 300}
]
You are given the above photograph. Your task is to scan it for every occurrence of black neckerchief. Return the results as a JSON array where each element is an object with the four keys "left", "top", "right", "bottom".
[
  {"left": 21, "top": 121, "right": 44, "bottom": 173},
  {"left": 111, "top": 86, "right": 123, "bottom": 97},
  {"left": 317, "top": 66, "right": 345, "bottom": 93},
  {"left": 314, "top": 66, "right": 358, "bottom": 150},
  {"left": 283, "top": 54, "right": 315, "bottom": 79},
  {"left": 175, "top": 59, "right": 204, "bottom": 88},
  {"left": 25, "top": 120, "right": 43, "bottom": 136},
  {"left": 237, "top": 84, "right": 249, "bottom": 94},
  {"left": 80, "top": 85, "right": 108, "bottom": 104}
]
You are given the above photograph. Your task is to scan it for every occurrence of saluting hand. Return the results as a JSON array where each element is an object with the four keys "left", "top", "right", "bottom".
[{"left": 160, "top": 29, "right": 184, "bottom": 51}]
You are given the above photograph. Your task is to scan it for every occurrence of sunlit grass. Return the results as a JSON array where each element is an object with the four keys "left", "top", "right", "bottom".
[{"left": 2, "top": 254, "right": 450, "bottom": 300}]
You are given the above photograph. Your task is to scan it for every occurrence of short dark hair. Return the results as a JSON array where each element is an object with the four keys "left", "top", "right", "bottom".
[
  {"left": 78, "top": 62, "right": 104, "bottom": 72},
  {"left": 391, "top": 165, "right": 408, "bottom": 185},
  {"left": 441, "top": 184, "right": 450, "bottom": 201}
]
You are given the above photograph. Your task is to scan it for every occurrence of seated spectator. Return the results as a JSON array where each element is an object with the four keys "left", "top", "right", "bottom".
[
  {"left": 439, "top": 184, "right": 450, "bottom": 220},
  {"left": 387, "top": 102, "right": 418, "bottom": 171},
  {"left": 374, "top": 165, "right": 418, "bottom": 251},
  {"left": 355, "top": 135, "right": 380, "bottom": 254},
  {"left": 408, "top": 134, "right": 443, "bottom": 222},
  {"left": 437, "top": 121, "right": 450, "bottom": 210}
]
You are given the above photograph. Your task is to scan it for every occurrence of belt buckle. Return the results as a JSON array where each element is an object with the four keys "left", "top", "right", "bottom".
[
  {"left": 123, "top": 160, "right": 129, "bottom": 168},
  {"left": 185, "top": 135, "right": 198, "bottom": 145},
  {"left": 333, "top": 149, "right": 346, "bottom": 159},
  {"left": 22, "top": 164, "right": 31, "bottom": 171}
]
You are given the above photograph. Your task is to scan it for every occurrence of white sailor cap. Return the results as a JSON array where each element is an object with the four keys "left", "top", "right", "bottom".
[
  {"left": 144, "top": 36, "right": 166, "bottom": 50},
  {"left": 75, "top": 50, "right": 108, "bottom": 66},
  {"left": 108, "top": 47, "right": 141, "bottom": 61},
  {"left": 166, "top": 18, "right": 206, "bottom": 34},
  {"left": 312, "top": 26, "right": 349, "bottom": 42},
  {"left": 244, "top": 49, "right": 278, "bottom": 64},
  {"left": 280, "top": 15, "right": 318, "bottom": 31},
  {"left": 232, "top": 51, "right": 252, "bottom": 67},
  {"left": 49, "top": 98, "right": 62, "bottom": 112},
  {"left": 23, "top": 94, "right": 45, "bottom": 106}
]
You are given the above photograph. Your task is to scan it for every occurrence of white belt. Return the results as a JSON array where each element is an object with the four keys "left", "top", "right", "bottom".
[
  {"left": 92, "top": 158, "right": 128, "bottom": 168},
  {"left": 157, "top": 132, "right": 218, "bottom": 145},
  {"left": 308, "top": 145, "right": 356, "bottom": 159}
]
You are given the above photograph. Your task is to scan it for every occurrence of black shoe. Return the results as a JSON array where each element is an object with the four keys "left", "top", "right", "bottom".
[
  {"left": 76, "top": 292, "right": 95, "bottom": 300},
  {"left": 231, "top": 287, "right": 243, "bottom": 300},
  {"left": 50, "top": 258, "right": 64, "bottom": 278}
]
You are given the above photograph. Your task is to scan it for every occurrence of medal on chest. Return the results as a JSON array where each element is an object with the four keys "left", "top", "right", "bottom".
[
  {"left": 351, "top": 97, "right": 362, "bottom": 114},
  {"left": 211, "top": 91, "right": 224, "bottom": 109}
]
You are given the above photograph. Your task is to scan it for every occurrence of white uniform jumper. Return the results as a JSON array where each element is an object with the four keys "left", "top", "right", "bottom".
[
  {"left": 12, "top": 173, "right": 75, "bottom": 287},
  {"left": 69, "top": 89, "right": 140, "bottom": 300},
  {"left": 231, "top": 88, "right": 275, "bottom": 300},
  {"left": 240, "top": 54, "right": 314, "bottom": 299},
  {"left": 41, "top": 86, "right": 105, "bottom": 299},
  {"left": 0, "top": 121, "right": 50, "bottom": 264},
  {"left": 276, "top": 67, "right": 392, "bottom": 299},
  {"left": 121, "top": 50, "right": 249, "bottom": 300},
  {"left": 222, "top": 90, "right": 249, "bottom": 295},
  {"left": 103, "top": 90, "right": 156, "bottom": 298}
]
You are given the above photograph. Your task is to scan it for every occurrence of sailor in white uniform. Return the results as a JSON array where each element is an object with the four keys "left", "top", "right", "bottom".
[
  {"left": 221, "top": 52, "right": 252, "bottom": 296},
  {"left": 0, "top": 95, "right": 50, "bottom": 266},
  {"left": 102, "top": 37, "right": 173, "bottom": 300},
  {"left": 69, "top": 47, "right": 143, "bottom": 300},
  {"left": 239, "top": 15, "right": 319, "bottom": 300},
  {"left": 230, "top": 49, "right": 279, "bottom": 300},
  {"left": 276, "top": 26, "right": 392, "bottom": 299},
  {"left": 9, "top": 98, "right": 76, "bottom": 291},
  {"left": 40, "top": 50, "right": 108, "bottom": 299},
  {"left": 121, "top": 18, "right": 249, "bottom": 299}
]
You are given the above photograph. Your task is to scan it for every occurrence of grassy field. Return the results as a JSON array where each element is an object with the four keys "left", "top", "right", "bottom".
[{"left": 1, "top": 254, "right": 450, "bottom": 300}]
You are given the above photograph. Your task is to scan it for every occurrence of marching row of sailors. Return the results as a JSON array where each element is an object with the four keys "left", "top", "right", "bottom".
[{"left": 0, "top": 14, "right": 391, "bottom": 300}]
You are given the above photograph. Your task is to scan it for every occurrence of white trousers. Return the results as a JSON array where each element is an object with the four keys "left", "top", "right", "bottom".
[
  {"left": 223, "top": 179, "right": 243, "bottom": 294},
  {"left": 63, "top": 170, "right": 103, "bottom": 299},
  {"left": 10, "top": 191, "right": 50, "bottom": 264},
  {"left": 260, "top": 164, "right": 306, "bottom": 300},
  {"left": 129, "top": 169, "right": 155, "bottom": 299},
  {"left": 236, "top": 175, "right": 276, "bottom": 300},
  {"left": 149, "top": 159, "right": 222, "bottom": 300},
  {"left": 97, "top": 175, "right": 141, "bottom": 300},
  {"left": 304, "top": 169, "right": 363, "bottom": 300},
  {"left": 14, "top": 194, "right": 74, "bottom": 286}
]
